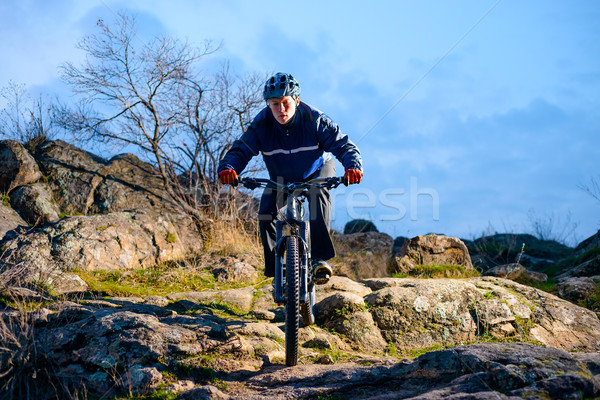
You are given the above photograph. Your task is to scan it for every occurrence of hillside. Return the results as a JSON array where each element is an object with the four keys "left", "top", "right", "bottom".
[{"left": 1, "top": 139, "right": 599, "bottom": 399}]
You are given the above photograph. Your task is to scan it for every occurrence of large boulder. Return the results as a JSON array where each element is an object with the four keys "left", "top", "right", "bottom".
[
  {"left": 343, "top": 219, "right": 378, "bottom": 234},
  {"left": 34, "top": 139, "right": 107, "bottom": 215},
  {"left": 90, "top": 152, "right": 177, "bottom": 214},
  {"left": 0, "top": 139, "right": 42, "bottom": 193},
  {"left": 34, "top": 140, "right": 176, "bottom": 216},
  {"left": 9, "top": 182, "right": 60, "bottom": 225},
  {"left": 392, "top": 234, "right": 474, "bottom": 274},
  {"left": 332, "top": 231, "right": 394, "bottom": 280},
  {"left": 557, "top": 276, "right": 600, "bottom": 303},
  {"left": 359, "top": 276, "right": 600, "bottom": 353}
]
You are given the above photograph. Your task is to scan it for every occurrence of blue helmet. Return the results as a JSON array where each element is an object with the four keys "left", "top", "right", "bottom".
[{"left": 263, "top": 72, "right": 300, "bottom": 100}]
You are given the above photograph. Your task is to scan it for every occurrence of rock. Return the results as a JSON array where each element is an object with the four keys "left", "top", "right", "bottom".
[
  {"left": 576, "top": 229, "right": 600, "bottom": 254},
  {"left": 334, "top": 231, "right": 393, "bottom": 256},
  {"left": 558, "top": 255, "right": 600, "bottom": 279},
  {"left": 237, "top": 343, "right": 600, "bottom": 399},
  {"left": 0, "top": 139, "right": 42, "bottom": 193},
  {"left": 1, "top": 210, "right": 203, "bottom": 273},
  {"left": 3, "top": 275, "right": 600, "bottom": 400},
  {"left": 392, "top": 234, "right": 473, "bottom": 274},
  {"left": 365, "top": 278, "right": 481, "bottom": 351},
  {"left": 9, "top": 182, "right": 60, "bottom": 225},
  {"left": 343, "top": 219, "right": 378, "bottom": 234},
  {"left": 91, "top": 152, "right": 177, "bottom": 214},
  {"left": 556, "top": 276, "right": 600, "bottom": 302},
  {"left": 211, "top": 257, "right": 258, "bottom": 282},
  {"left": 316, "top": 276, "right": 372, "bottom": 301},
  {"left": 315, "top": 292, "right": 366, "bottom": 320},
  {"left": 35, "top": 140, "right": 176, "bottom": 216},
  {"left": 179, "top": 385, "right": 229, "bottom": 400},
  {"left": 468, "top": 233, "right": 575, "bottom": 271},
  {"left": 392, "top": 235, "right": 409, "bottom": 254},
  {"left": 332, "top": 232, "right": 394, "bottom": 280},
  {"left": 35, "top": 139, "right": 107, "bottom": 215},
  {"left": 167, "top": 287, "right": 256, "bottom": 314},
  {"left": 483, "top": 263, "right": 547, "bottom": 284},
  {"left": 0, "top": 202, "right": 27, "bottom": 241},
  {"left": 0, "top": 230, "right": 89, "bottom": 293}
]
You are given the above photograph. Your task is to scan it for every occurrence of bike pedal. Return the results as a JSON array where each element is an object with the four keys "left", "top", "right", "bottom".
[{"left": 313, "top": 272, "right": 331, "bottom": 285}]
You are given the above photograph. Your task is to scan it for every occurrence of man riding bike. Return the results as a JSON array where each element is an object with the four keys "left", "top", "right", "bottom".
[{"left": 218, "top": 72, "right": 362, "bottom": 285}]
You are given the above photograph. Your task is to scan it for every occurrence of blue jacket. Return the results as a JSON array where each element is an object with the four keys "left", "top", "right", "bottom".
[{"left": 218, "top": 102, "right": 362, "bottom": 183}]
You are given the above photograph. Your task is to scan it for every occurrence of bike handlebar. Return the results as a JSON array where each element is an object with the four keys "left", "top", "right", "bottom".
[{"left": 238, "top": 176, "right": 345, "bottom": 192}]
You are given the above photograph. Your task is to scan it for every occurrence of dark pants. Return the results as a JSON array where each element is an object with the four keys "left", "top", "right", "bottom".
[{"left": 259, "top": 160, "right": 336, "bottom": 277}]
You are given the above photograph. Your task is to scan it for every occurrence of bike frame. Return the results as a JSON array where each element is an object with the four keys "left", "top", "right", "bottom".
[
  {"left": 273, "top": 190, "right": 311, "bottom": 304},
  {"left": 239, "top": 177, "right": 343, "bottom": 304}
]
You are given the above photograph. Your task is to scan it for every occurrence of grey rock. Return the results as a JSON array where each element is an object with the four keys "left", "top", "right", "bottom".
[
  {"left": 0, "top": 202, "right": 27, "bottom": 241},
  {"left": 392, "top": 234, "right": 473, "bottom": 274},
  {"left": 483, "top": 262, "right": 547, "bottom": 284},
  {"left": 0, "top": 139, "right": 42, "bottom": 193},
  {"left": 9, "top": 182, "right": 60, "bottom": 225}
]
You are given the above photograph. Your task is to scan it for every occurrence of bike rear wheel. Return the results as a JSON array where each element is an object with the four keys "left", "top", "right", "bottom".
[{"left": 285, "top": 236, "right": 300, "bottom": 366}]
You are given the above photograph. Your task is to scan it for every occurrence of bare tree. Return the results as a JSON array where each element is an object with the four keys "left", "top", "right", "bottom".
[
  {"left": 0, "top": 81, "right": 55, "bottom": 149},
  {"left": 56, "top": 13, "right": 264, "bottom": 219},
  {"left": 175, "top": 63, "right": 265, "bottom": 212},
  {"left": 579, "top": 176, "right": 600, "bottom": 203}
]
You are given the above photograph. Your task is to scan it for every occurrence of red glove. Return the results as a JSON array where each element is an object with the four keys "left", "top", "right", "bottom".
[
  {"left": 218, "top": 169, "right": 238, "bottom": 186},
  {"left": 343, "top": 169, "right": 362, "bottom": 186}
]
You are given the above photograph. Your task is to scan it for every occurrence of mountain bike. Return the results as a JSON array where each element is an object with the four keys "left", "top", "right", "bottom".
[{"left": 239, "top": 176, "right": 344, "bottom": 366}]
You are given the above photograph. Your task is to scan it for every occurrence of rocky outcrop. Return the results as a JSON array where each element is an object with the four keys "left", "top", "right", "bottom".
[
  {"left": 392, "top": 234, "right": 473, "bottom": 274},
  {"left": 3, "top": 276, "right": 599, "bottom": 399},
  {"left": 0, "top": 210, "right": 203, "bottom": 293},
  {"left": 468, "top": 233, "right": 574, "bottom": 272},
  {"left": 0, "top": 140, "right": 206, "bottom": 293},
  {"left": 2, "top": 137, "right": 600, "bottom": 399}
]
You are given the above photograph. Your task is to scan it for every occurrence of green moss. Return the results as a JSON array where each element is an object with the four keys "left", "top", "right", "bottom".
[
  {"left": 75, "top": 260, "right": 250, "bottom": 297},
  {"left": 1, "top": 193, "right": 10, "bottom": 207},
  {"left": 165, "top": 232, "right": 177, "bottom": 244},
  {"left": 392, "top": 264, "right": 480, "bottom": 279},
  {"left": 408, "top": 343, "right": 444, "bottom": 358}
]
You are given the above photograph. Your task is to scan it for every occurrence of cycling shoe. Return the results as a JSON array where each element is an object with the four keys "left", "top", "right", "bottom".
[{"left": 312, "top": 259, "right": 333, "bottom": 285}]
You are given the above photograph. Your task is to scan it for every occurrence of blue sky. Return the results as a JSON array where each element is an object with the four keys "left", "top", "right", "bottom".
[{"left": 1, "top": 0, "right": 599, "bottom": 245}]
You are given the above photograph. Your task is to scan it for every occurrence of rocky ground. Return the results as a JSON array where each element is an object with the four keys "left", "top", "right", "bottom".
[{"left": 1, "top": 139, "right": 600, "bottom": 399}]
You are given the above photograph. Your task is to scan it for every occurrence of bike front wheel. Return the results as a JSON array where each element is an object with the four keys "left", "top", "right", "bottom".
[{"left": 285, "top": 235, "right": 300, "bottom": 366}]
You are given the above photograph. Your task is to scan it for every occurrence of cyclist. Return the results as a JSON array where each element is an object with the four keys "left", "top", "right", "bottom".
[{"left": 218, "top": 72, "right": 362, "bottom": 285}]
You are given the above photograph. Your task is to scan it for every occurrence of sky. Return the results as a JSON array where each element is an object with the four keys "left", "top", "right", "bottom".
[{"left": 1, "top": 0, "right": 599, "bottom": 245}]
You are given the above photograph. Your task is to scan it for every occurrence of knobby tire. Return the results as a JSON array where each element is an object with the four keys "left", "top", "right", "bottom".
[{"left": 285, "top": 235, "right": 300, "bottom": 367}]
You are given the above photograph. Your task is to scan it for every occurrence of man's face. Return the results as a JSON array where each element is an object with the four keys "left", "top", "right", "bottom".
[{"left": 267, "top": 96, "right": 299, "bottom": 125}]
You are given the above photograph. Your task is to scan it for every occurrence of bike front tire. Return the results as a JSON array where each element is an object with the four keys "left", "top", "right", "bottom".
[{"left": 285, "top": 235, "right": 300, "bottom": 366}]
